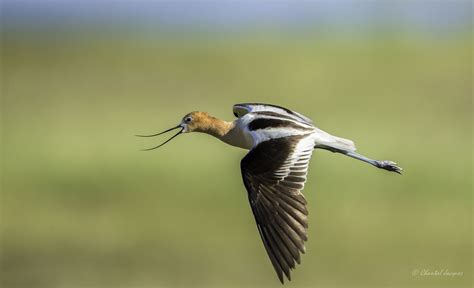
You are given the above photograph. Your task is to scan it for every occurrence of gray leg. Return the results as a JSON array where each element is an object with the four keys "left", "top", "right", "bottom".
[
  {"left": 344, "top": 151, "right": 403, "bottom": 174},
  {"left": 315, "top": 145, "right": 402, "bottom": 174}
]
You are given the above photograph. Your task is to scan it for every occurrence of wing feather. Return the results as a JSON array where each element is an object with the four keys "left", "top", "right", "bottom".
[{"left": 240, "top": 134, "right": 315, "bottom": 283}]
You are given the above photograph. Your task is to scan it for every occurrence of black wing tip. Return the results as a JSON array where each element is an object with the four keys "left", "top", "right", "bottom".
[
  {"left": 278, "top": 273, "right": 284, "bottom": 284},
  {"left": 276, "top": 271, "right": 291, "bottom": 285},
  {"left": 279, "top": 269, "right": 294, "bottom": 284}
]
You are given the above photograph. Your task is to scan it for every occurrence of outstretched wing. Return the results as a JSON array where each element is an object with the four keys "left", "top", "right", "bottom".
[{"left": 240, "top": 134, "right": 315, "bottom": 283}]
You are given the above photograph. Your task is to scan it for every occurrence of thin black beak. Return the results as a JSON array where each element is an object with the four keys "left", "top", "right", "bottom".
[
  {"left": 136, "top": 125, "right": 184, "bottom": 151},
  {"left": 135, "top": 125, "right": 182, "bottom": 137}
]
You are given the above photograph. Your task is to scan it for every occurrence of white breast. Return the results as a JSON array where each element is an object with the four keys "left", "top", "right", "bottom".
[{"left": 220, "top": 116, "right": 255, "bottom": 150}]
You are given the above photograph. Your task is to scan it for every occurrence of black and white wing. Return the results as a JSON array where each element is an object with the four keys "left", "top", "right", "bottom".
[
  {"left": 233, "top": 103, "right": 313, "bottom": 125},
  {"left": 240, "top": 134, "right": 316, "bottom": 283}
]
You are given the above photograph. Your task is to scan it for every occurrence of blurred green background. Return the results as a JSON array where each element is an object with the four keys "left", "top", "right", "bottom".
[{"left": 1, "top": 1, "right": 472, "bottom": 288}]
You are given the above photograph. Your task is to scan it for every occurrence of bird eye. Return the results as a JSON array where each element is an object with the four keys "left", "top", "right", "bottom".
[
  {"left": 233, "top": 112, "right": 239, "bottom": 117},
  {"left": 185, "top": 117, "right": 192, "bottom": 123}
]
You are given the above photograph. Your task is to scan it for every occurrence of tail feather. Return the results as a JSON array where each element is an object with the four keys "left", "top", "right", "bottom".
[{"left": 313, "top": 129, "right": 356, "bottom": 153}]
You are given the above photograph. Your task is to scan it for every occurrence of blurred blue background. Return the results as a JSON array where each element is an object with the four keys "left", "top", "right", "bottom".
[{"left": 1, "top": 1, "right": 472, "bottom": 287}]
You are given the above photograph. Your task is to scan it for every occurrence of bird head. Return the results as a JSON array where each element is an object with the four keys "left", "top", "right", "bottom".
[{"left": 180, "top": 111, "right": 213, "bottom": 133}]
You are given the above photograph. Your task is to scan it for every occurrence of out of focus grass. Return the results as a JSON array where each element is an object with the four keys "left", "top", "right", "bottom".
[{"left": 1, "top": 32, "right": 472, "bottom": 288}]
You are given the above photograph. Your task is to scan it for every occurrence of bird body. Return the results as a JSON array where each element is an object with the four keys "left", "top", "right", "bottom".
[
  {"left": 138, "top": 103, "right": 402, "bottom": 283},
  {"left": 186, "top": 104, "right": 356, "bottom": 153}
]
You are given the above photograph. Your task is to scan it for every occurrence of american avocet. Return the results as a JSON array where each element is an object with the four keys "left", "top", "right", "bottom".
[{"left": 138, "top": 103, "right": 402, "bottom": 283}]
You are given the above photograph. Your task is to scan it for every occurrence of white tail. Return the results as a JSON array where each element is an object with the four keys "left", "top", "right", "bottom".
[{"left": 313, "top": 128, "right": 356, "bottom": 153}]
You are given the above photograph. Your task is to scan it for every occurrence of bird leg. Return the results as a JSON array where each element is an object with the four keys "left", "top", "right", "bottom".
[
  {"left": 344, "top": 151, "right": 402, "bottom": 174},
  {"left": 316, "top": 145, "right": 402, "bottom": 174}
]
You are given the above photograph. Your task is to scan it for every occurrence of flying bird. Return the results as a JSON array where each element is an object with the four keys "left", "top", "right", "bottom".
[{"left": 137, "top": 103, "right": 402, "bottom": 283}]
